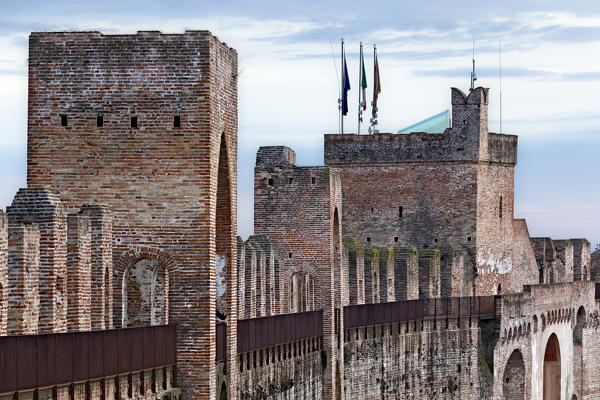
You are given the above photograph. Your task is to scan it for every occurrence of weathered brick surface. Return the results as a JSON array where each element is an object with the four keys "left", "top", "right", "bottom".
[
  {"left": 66, "top": 213, "right": 92, "bottom": 331},
  {"left": 6, "top": 188, "right": 67, "bottom": 333},
  {"left": 592, "top": 249, "right": 600, "bottom": 281},
  {"left": 343, "top": 319, "right": 483, "bottom": 399},
  {"left": 7, "top": 223, "right": 40, "bottom": 334},
  {"left": 253, "top": 146, "right": 345, "bottom": 398},
  {"left": 80, "top": 205, "right": 113, "bottom": 330},
  {"left": 325, "top": 88, "right": 519, "bottom": 297},
  {"left": 0, "top": 211, "right": 7, "bottom": 335},
  {"left": 237, "top": 339, "right": 323, "bottom": 399},
  {"left": 26, "top": 31, "right": 238, "bottom": 398},
  {"left": 493, "top": 282, "right": 596, "bottom": 400},
  {"left": 0, "top": 366, "right": 179, "bottom": 400}
]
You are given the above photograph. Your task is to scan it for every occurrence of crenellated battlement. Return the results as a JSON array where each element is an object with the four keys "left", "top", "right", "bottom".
[
  {"left": 0, "top": 188, "right": 114, "bottom": 337},
  {"left": 343, "top": 238, "right": 473, "bottom": 305},
  {"left": 325, "top": 87, "right": 516, "bottom": 166}
]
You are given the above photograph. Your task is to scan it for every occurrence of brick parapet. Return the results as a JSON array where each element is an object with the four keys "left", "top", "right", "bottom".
[
  {"left": 80, "top": 205, "right": 113, "bottom": 330},
  {"left": 66, "top": 214, "right": 92, "bottom": 331},
  {"left": 6, "top": 187, "right": 67, "bottom": 334},
  {"left": 7, "top": 223, "right": 40, "bottom": 335},
  {"left": 254, "top": 152, "right": 344, "bottom": 398},
  {"left": 418, "top": 248, "right": 441, "bottom": 299}
]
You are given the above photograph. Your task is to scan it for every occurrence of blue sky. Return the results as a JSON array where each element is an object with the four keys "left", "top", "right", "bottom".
[{"left": 0, "top": 0, "right": 599, "bottom": 247}]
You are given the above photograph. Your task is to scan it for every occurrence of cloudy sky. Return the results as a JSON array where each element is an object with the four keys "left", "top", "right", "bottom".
[{"left": 0, "top": 0, "right": 599, "bottom": 246}]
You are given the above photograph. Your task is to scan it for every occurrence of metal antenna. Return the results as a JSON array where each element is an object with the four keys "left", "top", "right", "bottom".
[
  {"left": 470, "top": 37, "right": 477, "bottom": 91},
  {"left": 499, "top": 38, "right": 502, "bottom": 133}
]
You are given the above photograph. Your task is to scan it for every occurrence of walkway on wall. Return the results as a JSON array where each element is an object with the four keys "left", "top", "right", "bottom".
[{"left": 217, "top": 295, "right": 500, "bottom": 361}]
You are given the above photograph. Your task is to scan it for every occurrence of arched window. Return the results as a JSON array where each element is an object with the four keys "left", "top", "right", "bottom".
[
  {"left": 123, "top": 258, "right": 168, "bottom": 327},
  {"left": 503, "top": 349, "right": 525, "bottom": 399}
]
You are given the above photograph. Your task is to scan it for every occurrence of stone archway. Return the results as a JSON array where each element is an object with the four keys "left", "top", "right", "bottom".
[
  {"left": 543, "top": 333, "right": 561, "bottom": 400},
  {"left": 114, "top": 247, "right": 176, "bottom": 328},
  {"left": 282, "top": 264, "right": 317, "bottom": 314},
  {"left": 503, "top": 349, "right": 525, "bottom": 399}
]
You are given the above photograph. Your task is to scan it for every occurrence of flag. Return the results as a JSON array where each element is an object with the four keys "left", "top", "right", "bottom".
[
  {"left": 342, "top": 53, "right": 351, "bottom": 116},
  {"left": 361, "top": 50, "right": 367, "bottom": 111},
  {"left": 372, "top": 52, "right": 381, "bottom": 116}
]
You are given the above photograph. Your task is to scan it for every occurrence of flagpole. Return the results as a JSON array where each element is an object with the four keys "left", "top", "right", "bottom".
[
  {"left": 341, "top": 38, "right": 344, "bottom": 134},
  {"left": 370, "top": 44, "right": 378, "bottom": 134},
  {"left": 358, "top": 42, "right": 362, "bottom": 134}
]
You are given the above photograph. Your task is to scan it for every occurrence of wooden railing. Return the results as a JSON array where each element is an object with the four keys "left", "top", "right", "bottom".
[{"left": 0, "top": 325, "right": 176, "bottom": 395}]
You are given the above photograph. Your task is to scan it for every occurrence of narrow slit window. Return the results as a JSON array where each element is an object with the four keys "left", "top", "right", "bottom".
[
  {"left": 60, "top": 115, "right": 68, "bottom": 126},
  {"left": 371, "top": 207, "right": 374, "bottom": 212},
  {"left": 399, "top": 206, "right": 403, "bottom": 218},
  {"left": 97, "top": 115, "right": 103, "bottom": 127},
  {"left": 131, "top": 116, "right": 138, "bottom": 128},
  {"left": 173, "top": 115, "right": 181, "bottom": 128},
  {"left": 499, "top": 196, "right": 503, "bottom": 219},
  {"left": 288, "top": 252, "right": 292, "bottom": 259},
  {"left": 289, "top": 178, "right": 293, "bottom": 184},
  {"left": 311, "top": 177, "right": 316, "bottom": 184}
]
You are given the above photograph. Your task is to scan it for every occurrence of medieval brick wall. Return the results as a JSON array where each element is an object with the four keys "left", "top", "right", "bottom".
[
  {"left": 6, "top": 222, "right": 40, "bottom": 335},
  {"left": 26, "top": 31, "right": 238, "bottom": 398},
  {"left": 493, "top": 282, "right": 596, "bottom": 400},
  {"left": 236, "top": 236, "right": 281, "bottom": 320},
  {"left": 344, "top": 240, "right": 472, "bottom": 304},
  {"left": 253, "top": 145, "right": 345, "bottom": 398},
  {"left": 237, "top": 339, "right": 323, "bottom": 399},
  {"left": 592, "top": 249, "right": 600, "bottom": 281},
  {"left": 6, "top": 188, "right": 67, "bottom": 333},
  {"left": 325, "top": 88, "right": 520, "bottom": 297},
  {"left": 80, "top": 205, "right": 113, "bottom": 330},
  {"left": 66, "top": 214, "right": 92, "bottom": 331},
  {"left": 343, "top": 319, "right": 485, "bottom": 399},
  {"left": 511, "top": 219, "right": 540, "bottom": 290}
]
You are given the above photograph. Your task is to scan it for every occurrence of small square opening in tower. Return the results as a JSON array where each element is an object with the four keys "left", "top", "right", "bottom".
[
  {"left": 268, "top": 177, "right": 274, "bottom": 186},
  {"left": 394, "top": 237, "right": 399, "bottom": 242},
  {"left": 366, "top": 237, "right": 371, "bottom": 242},
  {"left": 371, "top": 207, "right": 374, "bottom": 212},
  {"left": 288, "top": 252, "right": 292, "bottom": 259},
  {"left": 131, "top": 116, "right": 138, "bottom": 128},
  {"left": 97, "top": 115, "right": 103, "bottom": 127},
  {"left": 289, "top": 178, "right": 293, "bottom": 184},
  {"left": 311, "top": 177, "right": 316, "bottom": 184},
  {"left": 60, "top": 115, "right": 68, "bottom": 126},
  {"left": 467, "top": 236, "right": 472, "bottom": 242},
  {"left": 173, "top": 115, "right": 181, "bottom": 128}
]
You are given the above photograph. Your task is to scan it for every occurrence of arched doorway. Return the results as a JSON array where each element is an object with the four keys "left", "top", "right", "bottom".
[
  {"left": 543, "top": 333, "right": 561, "bottom": 400},
  {"left": 503, "top": 349, "right": 525, "bottom": 399}
]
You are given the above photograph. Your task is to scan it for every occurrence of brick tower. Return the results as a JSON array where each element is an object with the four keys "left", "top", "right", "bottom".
[{"left": 27, "top": 31, "right": 238, "bottom": 399}]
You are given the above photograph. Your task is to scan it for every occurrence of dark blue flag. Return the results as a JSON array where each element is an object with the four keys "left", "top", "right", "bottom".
[{"left": 342, "top": 55, "right": 351, "bottom": 116}]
